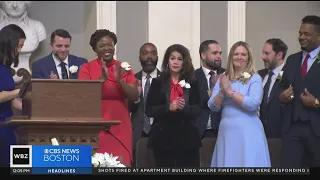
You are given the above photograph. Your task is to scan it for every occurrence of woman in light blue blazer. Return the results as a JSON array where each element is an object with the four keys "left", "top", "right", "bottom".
[{"left": 208, "top": 41, "right": 271, "bottom": 167}]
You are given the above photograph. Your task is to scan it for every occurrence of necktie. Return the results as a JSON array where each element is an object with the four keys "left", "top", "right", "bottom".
[
  {"left": 260, "top": 71, "right": 274, "bottom": 124},
  {"left": 301, "top": 53, "right": 310, "bottom": 79},
  {"left": 143, "top": 74, "right": 151, "bottom": 134},
  {"left": 209, "top": 70, "right": 217, "bottom": 129},
  {"left": 60, "top": 62, "right": 69, "bottom": 79},
  {"left": 209, "top": 71, "right": 216, "bottom": 90}
]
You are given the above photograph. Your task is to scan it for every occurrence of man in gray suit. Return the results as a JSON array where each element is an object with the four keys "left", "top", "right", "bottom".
[{"left": 129, "top": 43, "right": 161, "bottom": 166}]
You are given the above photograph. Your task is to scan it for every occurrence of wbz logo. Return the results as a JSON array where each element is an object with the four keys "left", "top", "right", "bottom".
[{"left": 10, "top": 145, "right": 32, "bottom": 168}]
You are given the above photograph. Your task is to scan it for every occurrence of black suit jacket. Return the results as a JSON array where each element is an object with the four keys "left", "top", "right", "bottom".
[
  {"left": 258, "top": 68, "right": 285, "bottom": 138},
  {"left": 129, "top": 69, "right": 161, "bottom": 151},
  {"left": 194, "top": 67, "right": 225, "bottom": 137},
  {"left": 279, "top": 51, "right": 320, "bottom": 136},
  {"left": 145, "top": 76, "right": 202, "bottom": 151}
]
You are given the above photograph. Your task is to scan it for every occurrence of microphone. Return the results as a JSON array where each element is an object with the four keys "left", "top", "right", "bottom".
[{"left": 54, "top": 53, "right": 61, "bottom": 61}]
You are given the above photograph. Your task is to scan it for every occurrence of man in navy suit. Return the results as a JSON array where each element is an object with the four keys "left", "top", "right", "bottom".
[
  {"left": 258, "top": 38, "right": 288, "bottom": 138},
  {"left": 279, "top": 15, "right": 320, "bottom": 167},
  {"left": 195, "top": 40, "right": 225, "bottom": 139},
  {"left": 31, "top": 29, "right": 87, "bottom": 79}
]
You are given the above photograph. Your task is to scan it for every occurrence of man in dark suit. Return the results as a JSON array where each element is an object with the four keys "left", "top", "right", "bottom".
[
  {"left": 31, "top": 29, "right": 87, "bottom": 79},
  {"left": 279, "top": 15, "right": 320, "bottom": 168},
  {"left": 195, "top": 40, "right": 225, "bottom": 139},
  {"left": 129, "top": 43, "right": 161, "bottom": 166},
  {"left": 258, "top": 38, "right": 288, "bottom": 138}
]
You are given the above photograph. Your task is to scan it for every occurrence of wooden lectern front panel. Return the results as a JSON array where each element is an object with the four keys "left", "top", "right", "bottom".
[{"left": 22, "top": 80, "right": 102, "bottom": 119}]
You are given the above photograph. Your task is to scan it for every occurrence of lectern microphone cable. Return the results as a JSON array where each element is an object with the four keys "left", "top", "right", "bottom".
[{"left": 105, "top": 128, "right": 133, "bottom": 166}]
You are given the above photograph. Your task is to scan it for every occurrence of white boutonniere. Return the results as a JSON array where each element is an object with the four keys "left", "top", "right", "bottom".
[
  {"left": 69, "top": 65, "right": 78, "bottom": 74},
  {"left": 276, "top": 71, "right": 283, "bottom": 81},
  {"left": 121, "top": 62, "right": 131, "bottom": 72},
  {"left": 238, "top": 72, "right": 251, "bottom": 84},
  {"left": 92, "top": 152, "right": 126, "bottom": 167},
  {"left": 178, "top": 79, "right": 191, "bottom": 89}
]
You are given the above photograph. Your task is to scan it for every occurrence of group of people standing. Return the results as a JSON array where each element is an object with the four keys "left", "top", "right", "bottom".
[{"left": 0, "top": 15, "right": 319, "bottom": 169}]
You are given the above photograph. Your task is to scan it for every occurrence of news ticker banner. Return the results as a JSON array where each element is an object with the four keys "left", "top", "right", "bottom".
[
  {"left": 10, "top": 167, "right": 311, "bottom": 175},
  {"left": 10, "top": 145, "right": 311, "bottom": 175}
]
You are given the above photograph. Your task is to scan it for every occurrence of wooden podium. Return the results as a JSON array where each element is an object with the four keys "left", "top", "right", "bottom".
[{"left": 3, "top": 79, "right": 121, "bottom": 150}]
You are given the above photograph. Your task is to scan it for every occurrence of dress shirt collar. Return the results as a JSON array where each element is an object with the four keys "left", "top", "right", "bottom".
[
  {"left": 52, "top": 53, "right": 69, "bottom": 68},
  {"left": 271, "top": 62, "right": 284, "bottom": 77},
  {"left": 303, "top": 46, "right": 320, "bottom": 59},
  {"left": 202, "top": 66, "right": 217, "bottom": 77},
  {"left": 142, "top": 69, "right": 158, "bottom": 79}
]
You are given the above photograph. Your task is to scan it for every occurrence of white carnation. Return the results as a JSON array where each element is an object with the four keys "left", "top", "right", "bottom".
[{"left": 69, "top": 65, "right": 78, "bottom": 73}]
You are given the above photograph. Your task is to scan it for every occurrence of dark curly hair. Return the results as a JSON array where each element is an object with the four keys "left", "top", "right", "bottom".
[
  {"left": 161, "top": 44, "right": 195, "bottom": 82},
  {"left": 89, "top": 29, "right": 117, "bottom": 51},
  {"left": 0, "top": 24, "right": 26, "bottom": 67}
]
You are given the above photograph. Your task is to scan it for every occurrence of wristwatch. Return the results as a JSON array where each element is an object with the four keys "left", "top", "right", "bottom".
[{"left": 314, "top": 98, "right": 320, "bottom": 107}]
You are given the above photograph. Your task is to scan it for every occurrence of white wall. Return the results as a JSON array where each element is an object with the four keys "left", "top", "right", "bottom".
[
  {"left": 148, "top": 1, "right": 201, "bottom": 70},
  {"left": 95, "top": 1, "right": 320, "bottom": 71},
  {"left": 246, "top": 1, "right": 320, "bottom": 70}
]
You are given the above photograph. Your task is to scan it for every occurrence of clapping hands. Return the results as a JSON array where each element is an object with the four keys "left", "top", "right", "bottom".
[
  {"left": 210, "top": 73, "right": 220, "bottom": 86},
  {"left": 113, "top": 63, "right": 122, "bottom": 82},
  {"left": 219, "top": 74, "right": 232, "bottom": 95},
  {"left": 169, "top": 97, "right": 185, "bottom": 112},
  {"left": 137, "top": 80, "right": 142, "bottom": 97}
]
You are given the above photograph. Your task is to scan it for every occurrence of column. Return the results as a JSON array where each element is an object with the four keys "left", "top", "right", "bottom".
[
  {"left": 96, "top": 1, "right": 117, "bottom": 58},
  {"left": 227, "top": 1, "right": 246, "bottom": 54}
]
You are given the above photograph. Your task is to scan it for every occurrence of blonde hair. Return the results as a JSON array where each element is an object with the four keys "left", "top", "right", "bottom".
[{"left": 225, "top": 41, "right": 256, "bottom": 80}]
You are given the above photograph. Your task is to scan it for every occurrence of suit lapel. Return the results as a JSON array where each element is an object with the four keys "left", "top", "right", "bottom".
[
  {"left": 259, "top": 69, "right": 268, "bottom": 81},
  {"left": 135, "top": 71, "right": 144, "bottom": 106},
  {"left": 136, "top": 70, "right": 142, "bottom": 80},
  {"left": 48, "top": 54, "right": 59, "bottom": 79},
  {"left": 68, "top": 56, "right": 76, "bottom": 79},
  {"left": 217, "top": 67, "right": 225, "bottom": 75},
  {"left": 183, "top": 86, "right": 190, "bottom": 106},
  {"left": 198, "top": 68, "right": 209, "bottom": 92},
  {"left": 306, "top": 53, "right": 320, "bottom": 80},
  {"left": 268, "top": 81, "right": 279, "bottom": 104},
  {"left": 165, "top": 78, "right": 171, "bottom": 107},
  {"left": 156, "top": 69, "right": 161, "bottom": 77},
  {"left": 138, "top": 69, "right": 162, "bottom": 107},
  {"left": 295, "top": 52, "right": 304, "bottom": 91},
  {"left": 268, "top": 68, "right": 284, "bottom": 104},
  {"left": 196, "top": 68, "right": 210, "bottom": 101}
]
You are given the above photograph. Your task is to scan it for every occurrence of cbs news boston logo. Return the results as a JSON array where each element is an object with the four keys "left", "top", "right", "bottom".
[{"left": 10, "top": 145, "right": 92, "bottom": 175}]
